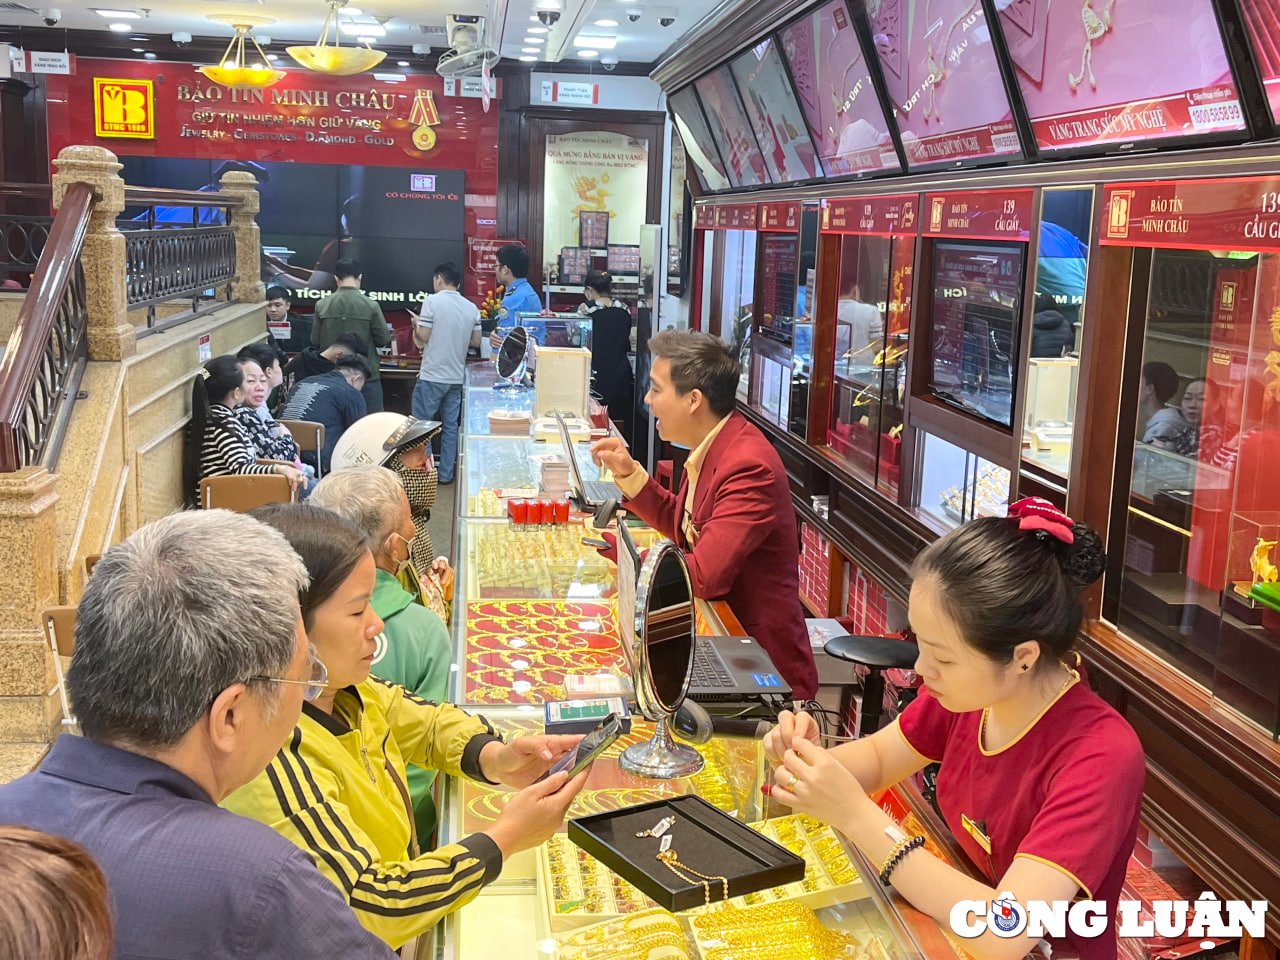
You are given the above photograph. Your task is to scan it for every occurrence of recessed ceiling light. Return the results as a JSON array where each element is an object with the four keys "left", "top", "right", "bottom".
[
  {"left": 523, "top": 35, "right": 545, "bottom": 44},
  {"left": 519, "top": 55, "right": 537, "bottom": 62},
  {"left": 95, "top": 8, "right": 140, "bottom": 18},
  {"left": 594, "top": 18, "right": 619, "bottom": 26},
  {"left": 108, "top": 23, "right": 132, "bottom": 33},
  {"left": 357, "top": 36, "right": 380, "bottom": 44},
  {"left": 577, "top": 49, "right": 598, "bottom": 57},
  {"left": 573, "top": 35, "right": 616, "bottom": 49},
  {"left": 341, "top": 22, "right": 385, "bottom": 36},
  {"left": 397, "top": 60, "right": 409, "bottom": 66},
  {"left": 143, "top": 52, "right": 157, "bottom": 59},
  {"left": 131, "top": 46, "right": 144, "bottom": 52},
  {"left": 521, "top": 46, "right": 539, "bottom": 53},
  {"left": 267, "top": 53, "right": 279, "bottom": 60},
  {"left": 527, "top": 26, "right": 549, "bottom": 34}
]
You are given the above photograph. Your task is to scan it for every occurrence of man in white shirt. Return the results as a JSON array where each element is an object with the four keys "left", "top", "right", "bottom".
[{"left": 412, "top": 261, "right": 482, "bottom": 484}]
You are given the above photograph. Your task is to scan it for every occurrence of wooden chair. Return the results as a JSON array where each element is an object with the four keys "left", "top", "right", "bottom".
[
  {"left": 41, "top": 606, "right": 78, "bottom": 732},
  {"left": 279, "top": 419, "right": 325, "bottom": 478},
  {"left": 199, "top": 474, "right": 295, "bottom": 512}
]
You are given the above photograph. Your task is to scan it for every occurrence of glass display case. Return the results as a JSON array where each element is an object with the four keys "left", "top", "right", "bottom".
[
  {"left": 1108, "top": 244, "right": 1280, "bottom": 737},
  {"left": 820, "top": 195, "right": 920, "bottom": 500},
  {"left": 916, "top": 432, "right": 1012, "bottom": 533},
  {"left": 1021, "top": 188, "right": 1094, "bottom": 482},
  {"left": 435, "top": 362, "right": 970, "bottom": 960}
]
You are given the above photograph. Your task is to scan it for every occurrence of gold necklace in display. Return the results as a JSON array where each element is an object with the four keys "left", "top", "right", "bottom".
[
  {"left": 1069, "top": 0, "right": 1116, "bottom": 90},
  {"left": 920, "top": 0, "right": 981, "bottom": 121},
  {"left": 979, "top": 664, "right": 1077, "bottom": 751}
]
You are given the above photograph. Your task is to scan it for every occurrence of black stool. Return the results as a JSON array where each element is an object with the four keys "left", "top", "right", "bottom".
[{"left": 824, "top": 635, "right": 918, "bottom": 738}]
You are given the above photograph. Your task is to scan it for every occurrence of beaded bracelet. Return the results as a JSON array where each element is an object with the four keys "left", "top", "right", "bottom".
[{"left": 878, "top": 835, "right": 926, "bottom": 886}]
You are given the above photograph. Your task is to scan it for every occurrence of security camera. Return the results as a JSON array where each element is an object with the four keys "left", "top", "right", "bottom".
[
  {"left": 600, "top": 54, "right": 618, "bottom": 70},
  {"left": 659, "top": 16, "right": 674, "bottom": 25},
  {"left": 626, "top": 7, "right": 642, "bottom": 23},
  {"left": 172, "top": 31, "right": 191, "bottom": 46},
  {"left": 536, "top": 9, "right": 561, "bottom": 26},
  {"left": 654, "top": 6, "right": 676, "bottom": 26},
  {"left": 42, "top": 8, "right": 60, "bottom": 25}
]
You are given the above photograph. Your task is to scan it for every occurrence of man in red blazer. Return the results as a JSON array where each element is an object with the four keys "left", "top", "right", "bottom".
[{"left": 591, "top": 330, "right": 818, "bottom": 699}]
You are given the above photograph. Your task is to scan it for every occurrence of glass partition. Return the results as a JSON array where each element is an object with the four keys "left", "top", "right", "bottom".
[
  {"left": 1108, "top": 248, "right": 1280, "bottom": 736},
  {"left": 1022, "top": 187, "right": 1094, "bottom": 480}
]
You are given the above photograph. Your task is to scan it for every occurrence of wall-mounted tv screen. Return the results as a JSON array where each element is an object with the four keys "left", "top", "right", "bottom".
[
  {"left": 729, "top": 37, "right": 823, "bottom": 183},
  {"left": 695, "top": 67, "right": 770, "bottom": 187},
  {"left": 668, "top": 87, "right": 733, "bottom": 192},
  {"left": 929, "top": 240, "right": 1025, "bottom": 428},
  {"left": 779, "top": 0, "right": 901, "bottom": 177},
  {"left": 862, "top": 0, "right": 1021, "bottom": 169},
  {"left": 1241, "top": 0, "right": 1280, "bottom": 127},
  {"left": 999, "top": 0, "right": 1246, "bottom": 153}
]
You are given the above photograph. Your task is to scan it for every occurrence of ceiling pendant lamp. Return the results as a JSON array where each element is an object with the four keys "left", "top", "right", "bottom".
[
  {"left": 199, "top": 18, "right": 285, "bottom": 89},
  {"left": 287, "top": 0, "right": 386, "bottom": 76}
]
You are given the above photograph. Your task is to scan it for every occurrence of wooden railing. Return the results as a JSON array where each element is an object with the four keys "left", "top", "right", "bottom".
[
  {"left": 0, "top": 182, "right": 96, "bottom": 472},
  {"left": 120, "top": 186, "right": 242, "bottom": 333}
]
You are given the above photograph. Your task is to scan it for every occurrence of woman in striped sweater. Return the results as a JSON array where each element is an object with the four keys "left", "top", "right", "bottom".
[{"left": 183, "top": 355, "right": 304, "bottom": 507}]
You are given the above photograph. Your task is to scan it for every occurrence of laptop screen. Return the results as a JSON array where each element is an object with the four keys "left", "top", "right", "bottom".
[
  {"left": 553, "top": 410, "right": 589, "bottom": 500},
  {"left": 616, "top": 521, "right": 641, "bottom": 672}
]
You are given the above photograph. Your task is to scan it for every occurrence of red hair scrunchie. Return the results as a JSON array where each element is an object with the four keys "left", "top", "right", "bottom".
[{"left": 1007, "top": 496, "right": 1075, "bottom": 545}]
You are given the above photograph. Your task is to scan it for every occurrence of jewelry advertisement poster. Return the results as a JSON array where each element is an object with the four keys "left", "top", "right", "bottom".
[
  {"left": 779, "top": 0, "right": 901, "bottom": 177},
  {"left": 997, "top": 0, "right": 1245, "bottom": 151},
  {"left": 1241, "top": 0, "right": 1280, "bottom": 126},
  {"left": 728, "top": 39, "right": 823, "bottom": 183},
  {"left": 865, "top": 0, "right": 1021, "bottom": 167}
]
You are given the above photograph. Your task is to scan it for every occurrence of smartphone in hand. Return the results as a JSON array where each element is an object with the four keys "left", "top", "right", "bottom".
[{"left": 538, "top": 713, "right": 622, "bottom": 783}]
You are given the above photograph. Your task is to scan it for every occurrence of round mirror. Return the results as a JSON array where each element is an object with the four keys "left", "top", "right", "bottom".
[
  {"left": 495, "top": 326, "right": 529, "bottom": 383},
  {"left": 621, "top": 541, "right": 703, "bottom": 779}
]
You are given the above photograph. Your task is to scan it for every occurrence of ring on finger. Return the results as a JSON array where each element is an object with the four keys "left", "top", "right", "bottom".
[{"left": 783, "top": 769, "right": 799, "bottom": 789}]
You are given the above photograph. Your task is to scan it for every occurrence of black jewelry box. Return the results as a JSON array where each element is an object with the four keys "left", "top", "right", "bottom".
[{"left": 566, "top": 794, "right": 806, "bottom": 912}]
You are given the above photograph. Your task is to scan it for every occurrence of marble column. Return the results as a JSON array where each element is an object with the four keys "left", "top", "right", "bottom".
[
  {"left": 51, "top": 145, "right": 135, "bottom": 362},
  {"left": 219, "top": 171, "right": 265, "bottom": 305}
]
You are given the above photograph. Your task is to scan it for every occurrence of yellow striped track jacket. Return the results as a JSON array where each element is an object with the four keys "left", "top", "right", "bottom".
[{"left": 222, "top": 676, "right": 504, "bottom": 949}]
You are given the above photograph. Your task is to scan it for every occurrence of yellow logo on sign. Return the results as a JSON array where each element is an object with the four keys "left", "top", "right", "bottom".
[
  {"left": 1220, "top": 281, "right": 1237, "bottom": 311},
  {"left": 94, "top": 78, "right": 155, "bottom": 140},
  {"left": 1107, "top": 191, "right": 1134, "bottom": 239},
  {"left": 929, "top": 197, "right": 945, "bottom": 233}
]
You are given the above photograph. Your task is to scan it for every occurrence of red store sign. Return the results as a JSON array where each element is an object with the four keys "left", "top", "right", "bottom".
[
  {"left": 758, "top": 200, "right": 802, "bottom": 232},
  {"left": 821, "top": 194, "right": 920, "bottom": 236},
  {"left": 715, "top": 203, "right": 758, "bottom": 230},
  {"left": 923, "top": 189, "right": 1033, "bottom": 242},
  {"left": 694, "top": 205, "right": 717, "bottom": 229},
  {"left": 1102, "top": 177, "right": 1280, "bottom": 252}
]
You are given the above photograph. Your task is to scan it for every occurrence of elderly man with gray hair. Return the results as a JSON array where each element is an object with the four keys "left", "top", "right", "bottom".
[
  {"left": 0, "top": 510, "right": 394, "bottom": 960},
  {"left": 310, "top": 466, "right": 452, "bottom": 837}
]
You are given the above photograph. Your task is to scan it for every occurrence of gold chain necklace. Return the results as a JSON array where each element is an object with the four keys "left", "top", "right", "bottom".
[
  {"left": 1069, "top": 0, "right": 1116, "bottom": 90},
  {"left": 980, "top": 665, "right": 1077, "bottom": 752}
]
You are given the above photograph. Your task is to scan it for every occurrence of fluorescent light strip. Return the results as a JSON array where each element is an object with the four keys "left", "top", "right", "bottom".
[
  {"left": 572, "top": 35, "right": 616, "bottom": 49},
  {"left": 94, "top": 8, "right": 140, "bottom": 18}
]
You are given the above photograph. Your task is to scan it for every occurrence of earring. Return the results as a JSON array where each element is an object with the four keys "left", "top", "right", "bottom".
[{"left": 1021, "top": 664, "right": 1029, "bottom": 672}]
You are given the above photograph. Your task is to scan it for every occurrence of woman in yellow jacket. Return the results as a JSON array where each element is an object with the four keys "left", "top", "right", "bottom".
[{"left": 224, "top": 504, "right": 588, "bottom": 950}]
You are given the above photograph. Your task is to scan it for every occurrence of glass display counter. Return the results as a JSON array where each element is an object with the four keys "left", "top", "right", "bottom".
[{"left": 435, "top": 360, "right": 967, "bottom": 960}]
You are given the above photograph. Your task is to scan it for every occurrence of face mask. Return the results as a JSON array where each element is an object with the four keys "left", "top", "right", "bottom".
[{"left": 385, "top": 531, "right": 413, "bottom": 576}]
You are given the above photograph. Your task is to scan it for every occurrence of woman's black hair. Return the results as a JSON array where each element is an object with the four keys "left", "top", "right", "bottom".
[
  {"left": 182, "top": 355, "right": 246, "bottom": 508},
  {"left": 910, "top": 516, "right": 1106, "bottom": 668},
  {"left": 237, "top": 342, "right": 279, "bottom": 373},
  {"left": 250, "top": 504, "right": 372, "bottom": 631},
  {"left": 584, "top": 270, "right": 613, "bottom": 296}
]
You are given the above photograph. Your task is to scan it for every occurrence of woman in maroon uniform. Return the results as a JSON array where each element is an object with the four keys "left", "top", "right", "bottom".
[{"left": 765, "top": 498, "right": 1144, "bottom": 960}]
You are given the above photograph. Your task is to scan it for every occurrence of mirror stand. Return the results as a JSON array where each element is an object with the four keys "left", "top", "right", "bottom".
[{"left": 620, "top": 716, "right": 704, "bottom": 779}]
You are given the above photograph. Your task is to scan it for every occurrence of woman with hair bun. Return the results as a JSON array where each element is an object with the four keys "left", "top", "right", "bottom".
[{"left": 763, "top": 499, "right": 1143, "bottom": 960}]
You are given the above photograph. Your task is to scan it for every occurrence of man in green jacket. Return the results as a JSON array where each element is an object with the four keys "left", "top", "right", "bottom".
[
  {"left": 312, "top": 259, "right": 392, "bottom": 412},
  {"left": 310, "top": 466, "right": 452, "bottom": 836}
]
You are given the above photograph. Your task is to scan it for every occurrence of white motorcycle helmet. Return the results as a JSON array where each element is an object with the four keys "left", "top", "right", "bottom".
[{"left": 331, "top": 413, "right": 442, "bottom": 470}]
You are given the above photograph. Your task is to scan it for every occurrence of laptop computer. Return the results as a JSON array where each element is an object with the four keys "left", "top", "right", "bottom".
[
  {"left": 554, "top": 409, "right": 616, "bottom": 507},
  {"left": 616, "top": 523, "right": 791, "bottom": 706}
]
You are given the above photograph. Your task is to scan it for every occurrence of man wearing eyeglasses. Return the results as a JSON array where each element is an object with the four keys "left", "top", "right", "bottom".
[{"left": 0, "top": 510, "right": 395, "bottom": 959}]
